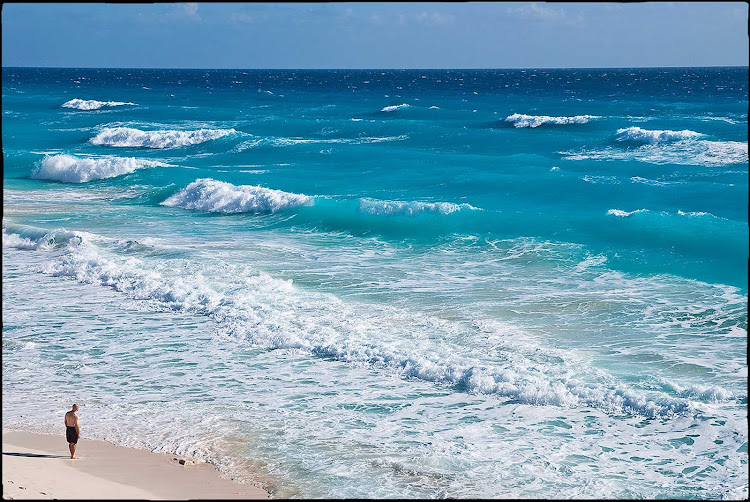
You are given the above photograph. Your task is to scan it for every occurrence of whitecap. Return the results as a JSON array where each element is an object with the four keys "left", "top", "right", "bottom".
[
  {"left": 359, "top": 198, "right": 481, "bottom": 216},
  {"left": 381, "top": 103, "right": 410, "bottom": 112},
  {"left": 606, "top": 209, "right": 649, "bottom": 218},
  {"left": 161, "top": 178, "right": 313, "bottom": 214},
  {"left": 614, "top": 126, "right": 704, "bottom": 144},
  {"left": 505, "top": 113, "right": 599, "bottom": 128},
  {"left": 62, "top": 99, "right": 136, "bottom": 111},
  {"left": 32, "top": 154, "right": 169, "bottom": 183},
  {"left": 90, "top": 127, "right": 237, "bottom": 149},
  {"left": 562, "top": 140, "right": 747, "bottom": 167}
]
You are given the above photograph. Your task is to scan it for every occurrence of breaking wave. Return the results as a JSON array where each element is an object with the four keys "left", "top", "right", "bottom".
[
  {"left": 32, "top": 154, "right": 169, "bottom": 183},
  {"left": 505, "top": 113, "right": 599, "bottom": 128},
  {"left": 359, "top": 198, "right": 481, "bottom": 216},
  {"left": 607, "top": 209, "right": 650, "bottom": 218},
  {"left": 3, "top": 224, "right": 711, "bottom": 418},
  {"left": 607, "top": 208, "right": 725, "bottom": 220},
  {"left": 381, "top": 104, "right": 410, "bottom": 112},
  {"left": 90, "top": 127, "right": 237, "bottom": 149},
  {"left": 62, "top": 99, "right": 136, "bottom": 110},
  {"left": 614, "top": 127, "right": 704, "bottom": 144},
  {"left": 161, "top": 178, "right": 313, "bottom": 214},
  {"left": 561, "top": 140, "right": 747, "bottom": 167}
]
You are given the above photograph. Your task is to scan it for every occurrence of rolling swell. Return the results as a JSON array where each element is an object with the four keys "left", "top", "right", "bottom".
[{"left": 158, "top": 178, "right": 484, "bottom": 230}]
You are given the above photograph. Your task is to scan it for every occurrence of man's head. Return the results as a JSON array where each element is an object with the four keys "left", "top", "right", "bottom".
[{"left": 72, "top": 404, "right": 79, "bottom": 412}]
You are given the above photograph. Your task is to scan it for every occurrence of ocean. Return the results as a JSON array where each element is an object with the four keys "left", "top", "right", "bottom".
[{"left": 2, "top": 67, "right": 748, "bottom": 498}]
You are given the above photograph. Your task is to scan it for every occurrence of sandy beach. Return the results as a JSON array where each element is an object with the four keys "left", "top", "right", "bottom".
[{"left": 2, "top": 430, "right": 268, "bottom": 500}]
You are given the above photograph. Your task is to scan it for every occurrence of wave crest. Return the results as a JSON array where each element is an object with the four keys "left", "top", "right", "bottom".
[
  {"left": 607, "top": 209, "right": 650, "bottom": 218},
  {"left": 161, "top": 178, "right": 313, "bottom": 214},
  {"left": 32, "top": 154, "right": 168, "bottom": 183},
  {"left": 359, "top": 198, "right": 481, "bottom": 216},
  {"left": 381, "top": 103, "right": 410, "bottom": 112},
  {"left": 505, "top": 113, "right": 599, "bottom": 128},
  {"left": 615, "top": 127, "right": 704, "bottom": 144},
  {"left": 562, "top": 140, "right": 747, "bottom": 167},
  {"left": 62, "top": 99, "right": 136, "bottom": 110},
  {"left": 90, "top": 127, "right": 237, "bottom": 149}
]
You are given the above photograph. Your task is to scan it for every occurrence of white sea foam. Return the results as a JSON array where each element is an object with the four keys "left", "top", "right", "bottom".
[
  {"left": 2, "top": 227, "right": 85, "bottom": 251},
  {"left": 607, "top": 208, "right": 724, "bottom": 221},
  {"left": 677, "top": 210, "right": 723, "bottom": 220},
  {"left": 233, "top": 135, "right": 407, "bottom": 151},
  {"left": 161, "top": 178, "right": 313, "bottom": 214},
  {"left": 505, "top": 113, "right": 599, "bottom": 128},
  {"left": 2, "top": 229, "right": 39, "bottom": 250},
  {"left": 607, "top": 209, "right": 649, "bottom": 218},
  {"left": 32, "top": 154, "right": 168, "bottom": 183},
  {"left": 90, "top": 127, "right": 237, "bottom": 149},
  {"left": 270, "top": 135, "right": 407, "bottom": 147},
  {"left": 62, "top": 99, "right": 136, "bottom": 110},
  {"left": 381, "top": 103, "right": 410, "bottom": 112},
  {"left": 630, "top": 176, "right": 672, "bottom": 187},
  {"left": 698, "top": 115, "right": 742, "bottom": 125},
  {"left": 5, "top": 226, "right": 699, "bottom": 418},
  {"left": 614, "top": 127, "right": 704, "bottom": 144},
  {"left": 659, "top": 379, "right": 734, "bottom": 402},
  {"left": 561, "top": 140, "right": 747, "bottom": 167},
  {"left": 4, "top": 222, "right": 747, "bottom": 499},
  {"left": 359, "top": 198, "right": 481, "bottom": 216}
]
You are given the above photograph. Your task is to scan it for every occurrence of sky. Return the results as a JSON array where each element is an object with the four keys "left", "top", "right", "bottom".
[{"left": 2, "top": 2, "right": 748, "bottom": 69}]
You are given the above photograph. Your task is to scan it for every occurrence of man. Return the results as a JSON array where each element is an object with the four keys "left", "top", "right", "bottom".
[{"left": 64, "top": 404, "right": 81, "bottom": 459}]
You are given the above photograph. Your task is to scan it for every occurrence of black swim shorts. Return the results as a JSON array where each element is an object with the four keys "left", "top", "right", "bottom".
[{"left": 66, "top": 426, "right": 78, "bottom": 444}]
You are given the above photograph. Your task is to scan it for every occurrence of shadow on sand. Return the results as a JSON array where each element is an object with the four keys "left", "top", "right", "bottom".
[{"left": 3, "top": 452, "right": 68, "bottom": 459}]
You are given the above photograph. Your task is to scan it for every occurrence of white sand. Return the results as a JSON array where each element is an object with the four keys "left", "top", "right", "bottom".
[{"left": 2, "top": 430, "right": 268, "bottom": 500}]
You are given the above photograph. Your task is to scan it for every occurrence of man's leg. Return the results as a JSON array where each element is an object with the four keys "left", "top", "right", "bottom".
[{"left": 69, "top": 442, "right": 76, "bottom": 459}]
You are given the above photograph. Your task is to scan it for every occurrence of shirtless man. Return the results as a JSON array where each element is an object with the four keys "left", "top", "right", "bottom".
[{"left": 64, "top": 404, "right": 81, "bottom": 459}]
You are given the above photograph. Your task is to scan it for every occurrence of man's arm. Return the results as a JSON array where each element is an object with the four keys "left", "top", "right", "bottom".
[{"left": 74, "top": 414, "right": 81, "bottom": 437}]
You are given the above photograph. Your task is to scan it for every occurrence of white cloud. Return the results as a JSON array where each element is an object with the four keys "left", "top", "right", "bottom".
[
  {"left": 506, "top": 3, "right": 584, "bottom": 26},
  {"left": 229, "top": 12, "right": 253, "bottom": 24},
  {"left": 137, "top": 3, "right": 202, "bottom": 23},
  {"left": 507, "top": 3, "right": 565, "bottom": 21},
  {"left": 414, "top": 11, "right": 454, "bottom": 26},
  {"left": 182, "top": 3, "right": 200, "bottom": 21}
]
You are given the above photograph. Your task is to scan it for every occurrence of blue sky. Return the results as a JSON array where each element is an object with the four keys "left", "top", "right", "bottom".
[{"left": 2, "top": 2, "right": 748, "bottom": 68}]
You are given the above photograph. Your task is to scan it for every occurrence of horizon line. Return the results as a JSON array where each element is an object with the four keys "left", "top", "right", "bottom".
[{"left": 3, "top": 65, "right": 748, "bottom": 71}]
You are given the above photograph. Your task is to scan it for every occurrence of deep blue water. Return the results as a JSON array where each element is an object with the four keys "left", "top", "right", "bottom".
[{"left": 3, "top": 67, "right": 748, "bottom": 498}]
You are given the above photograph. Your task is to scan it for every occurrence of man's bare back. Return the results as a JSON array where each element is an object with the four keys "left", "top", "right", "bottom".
[{"left": 64, "top": 404, "right": 80, "bottom": 459}]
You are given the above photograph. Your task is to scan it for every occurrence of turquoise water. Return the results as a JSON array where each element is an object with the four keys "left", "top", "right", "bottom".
[{"left": 2, "top": 67, "right": 748, "bottom": 498}]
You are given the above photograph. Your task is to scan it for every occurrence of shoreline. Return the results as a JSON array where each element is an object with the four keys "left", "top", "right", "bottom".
[{"left": 2, "top": 430, "right": 268, "bottom": 500}]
